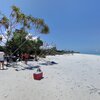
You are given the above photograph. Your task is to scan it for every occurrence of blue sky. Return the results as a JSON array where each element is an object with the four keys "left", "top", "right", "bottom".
[{"left": 0, "top": 0, "right": 100, "bottom": 53}]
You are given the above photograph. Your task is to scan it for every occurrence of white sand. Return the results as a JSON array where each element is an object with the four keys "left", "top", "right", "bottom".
[{"left": 0, "top": 54, "right": 100, "bottom": 100}]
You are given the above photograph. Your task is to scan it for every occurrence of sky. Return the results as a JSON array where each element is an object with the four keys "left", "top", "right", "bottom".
[{"left": 0, "top": 0, "right": 100, "bottom": 53}]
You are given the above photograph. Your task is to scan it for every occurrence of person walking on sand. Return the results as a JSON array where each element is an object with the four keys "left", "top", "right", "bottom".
[{"left": 0, "top": 51, "right": 5, "bottom": 69}]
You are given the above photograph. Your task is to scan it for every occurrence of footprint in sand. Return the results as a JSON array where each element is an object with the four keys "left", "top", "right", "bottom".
[
  {"left": 98, "top": 92, "right": 100, "bottom": 95},
  {"left": 3, "top": 94, "right": 8, "bottom": 98},
  {"left": 87, "top": 85, "right": 100, "bottom": 95}
]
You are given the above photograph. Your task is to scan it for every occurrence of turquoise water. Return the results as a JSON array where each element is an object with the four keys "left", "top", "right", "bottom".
[
  {"left": 86, "top": 53, "right": 100, "bottom": 56},
  {"left": 81, "top": 52, "right": 100, "bottom": 56}
]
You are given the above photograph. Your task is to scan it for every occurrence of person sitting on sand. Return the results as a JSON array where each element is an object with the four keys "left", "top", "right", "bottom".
[{"left": 0, "top": 51, "right": 5, "bottom": 69}]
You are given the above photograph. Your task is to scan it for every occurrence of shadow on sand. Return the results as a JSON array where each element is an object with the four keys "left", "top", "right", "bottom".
[
  {"left": 5, "top": 60, "right": 58, "bottom": 71},
  {"left": 15, "top": 65, "right": 40, "bottom": 71},
  {"left": 39, "top": 61, "right": 58, "bottom": 66}
]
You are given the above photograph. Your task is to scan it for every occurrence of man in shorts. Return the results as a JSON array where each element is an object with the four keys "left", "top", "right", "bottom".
[{"left": 0, "top": 51, "right": 5, "bottom": 69}]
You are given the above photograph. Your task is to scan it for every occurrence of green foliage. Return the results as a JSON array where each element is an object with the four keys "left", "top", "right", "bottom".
[
  {"left": 0, "top": 46, "right": 5, "bottom": 51},
  {"left": 0, "top": 16, "right": 9, "bottom": 29},
  {"left": 0, "top": 5, "right": 49, "bottom": 39},
  {"left": 0, "top": 5, "right": 49, "bottom": 55},
  {"left": 6, "top": 30, "right": 43, "bottom": 56},
  {"left": 10, "top": 5, "right": 49, "bottom": 33}
]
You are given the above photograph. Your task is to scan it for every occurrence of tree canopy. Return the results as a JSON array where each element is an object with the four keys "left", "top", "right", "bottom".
[{"left": 0, "top": 5, "right": 49, "bottom": 56}]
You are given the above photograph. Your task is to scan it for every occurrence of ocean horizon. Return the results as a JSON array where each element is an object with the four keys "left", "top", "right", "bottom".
[{"left": 81, "top": 52, "right": 100, "bottom": 56}]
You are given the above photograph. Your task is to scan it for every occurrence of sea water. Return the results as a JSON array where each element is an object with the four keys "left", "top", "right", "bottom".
[{"left": 82, "top": 52, "right": 100, "bottom": 56}]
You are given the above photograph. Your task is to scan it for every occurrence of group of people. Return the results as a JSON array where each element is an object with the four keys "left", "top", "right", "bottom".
[{"left": 0, "top": 51, "right": 30, "bottom": 70}]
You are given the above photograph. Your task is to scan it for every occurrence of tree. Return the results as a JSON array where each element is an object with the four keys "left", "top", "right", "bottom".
[
  {"left": 0, "top": 5, "right": 49, "bottom": 55},
  {"left": 6, "top": 29, "right": 44, "bottom": 61}
]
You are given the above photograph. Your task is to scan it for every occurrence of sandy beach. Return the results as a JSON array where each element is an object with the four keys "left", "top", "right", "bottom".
[{"left": 0, "top": 54, "right": 100, "bottom": 100}]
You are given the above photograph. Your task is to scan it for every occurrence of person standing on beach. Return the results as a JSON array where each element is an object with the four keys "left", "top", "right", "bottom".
[
  {"left": 0, "top": 51, "right": 5, "bottom": 69},
  {"left": 23, "top": 53, "right": 29, "bottom": 65}
]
